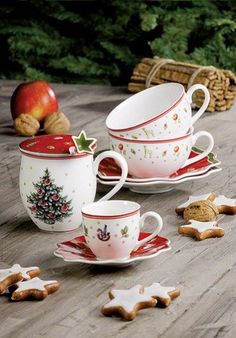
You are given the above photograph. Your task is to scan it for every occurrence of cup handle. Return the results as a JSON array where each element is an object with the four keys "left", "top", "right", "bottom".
[
  {"left": 182, "top": 131, "right": 214, "bottom": 168},
  {"left": 134, "top": 211, "right": 163, "bottom": 251},
  {"left": 93, "top": 151, "right": 128, "bottom": 202},
  {"left": 186, "top": 84, "right": 210, "bottom": 125}
]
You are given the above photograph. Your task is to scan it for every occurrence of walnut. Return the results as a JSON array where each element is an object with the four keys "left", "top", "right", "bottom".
[
  {"left": 14, "top": 114, "right": 40, "bottom": 136},
  {"left": 183, "top": 200, "right": 219, "bottom": 222},
  {"left": 44, "top": 112, "right": 70, "bottom": 134}
]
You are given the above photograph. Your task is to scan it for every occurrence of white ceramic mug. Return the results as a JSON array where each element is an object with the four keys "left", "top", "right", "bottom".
[
  {"left": 19, "top": 134, "right": 128, "bottom": 232},
  {"left": 106, "top": 83, "right": 210, "bottom": 139},
  {"left": 109, "top": 128, "right": 214, "bottom": 178},
  {"left": 81, "top": 200, "right": 163, "bottom": 260}
]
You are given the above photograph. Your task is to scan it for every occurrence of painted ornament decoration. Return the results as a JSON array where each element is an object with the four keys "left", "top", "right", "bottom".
[
  {"left": 72, "top": 130, "right": 97, "bottom": 154},
  {"left": 97, "top": 225, "right": 111, "bottom": 241},
  {"left": 121, "top": 226, "right": 129, "bottom": 238},
  {"left": 27, "top": 168, "right": 73, "bottom": 224}
]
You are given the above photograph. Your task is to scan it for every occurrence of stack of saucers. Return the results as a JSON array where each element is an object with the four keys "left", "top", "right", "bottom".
[{"left": 99, "top": 83, "right": 221, "bottom": 194}]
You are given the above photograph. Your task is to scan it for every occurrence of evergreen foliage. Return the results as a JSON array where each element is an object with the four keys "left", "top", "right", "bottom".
[{"left": 0, "top": 0, "right": 235, "bottom": 85}]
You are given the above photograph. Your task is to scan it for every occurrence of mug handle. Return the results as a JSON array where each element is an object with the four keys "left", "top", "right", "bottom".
[
  {"left": 182, "top": 131, "right": 214, "bottom": 168},
  {"left": 134, "top": 211, "right": 163, "bottom": 251},
  {"left": 186, "top": 84, "right": 210, "bottom": 124},
  {"left": 93, "top": 151, "right": 128, "bottom": 202}
]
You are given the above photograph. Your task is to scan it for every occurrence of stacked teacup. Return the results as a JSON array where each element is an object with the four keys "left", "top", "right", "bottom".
[{"left": 106, "top": 83, "right": 214, "bottom": 179}]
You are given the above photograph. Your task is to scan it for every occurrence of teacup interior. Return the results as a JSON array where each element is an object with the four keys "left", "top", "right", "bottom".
[
  {"left": 106, "top": 83, "right": 184, "bottom": 130},
  {"left": 82, "top": 200, "right": 140, "bottom": 217}
]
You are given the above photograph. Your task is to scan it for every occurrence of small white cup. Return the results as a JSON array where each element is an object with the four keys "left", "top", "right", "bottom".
[
  {"left": 106, "top": 83, "right": 210, "bottom": 139},
  {"left": 109, "top": 127, "right": 214, "bottom": 178},
  {"left": 81, "top": 200, "right": 163, "bottom": 260}
]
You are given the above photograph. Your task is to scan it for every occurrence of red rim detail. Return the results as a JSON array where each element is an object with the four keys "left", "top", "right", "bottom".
[
  {"left": 82, "top": 208, "right": 140, "bottom": 219},
  {"left": 19, "top": 134, "right": 97, "bottom": 158},
  {"left": 109, "top": 129, "right": 192, "bottom": 144},
  {"left": 20, "top": 150, "right": 91, "bottom": 160},
  {"left": 107, "top": 92, "right": 184, "bottom": 132}
]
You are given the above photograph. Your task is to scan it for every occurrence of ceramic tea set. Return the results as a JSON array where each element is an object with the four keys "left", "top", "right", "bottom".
[
  {"left": 19, "top": 82, "right": 221, "bottom": 265},
  {"left": 99, "top": 83, "right": 221, "bottom": 193}
]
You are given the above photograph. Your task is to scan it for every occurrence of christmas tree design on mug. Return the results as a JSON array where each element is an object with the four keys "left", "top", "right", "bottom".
[{"left": 27, "top": 168, "right": 73, "bottom": 225}]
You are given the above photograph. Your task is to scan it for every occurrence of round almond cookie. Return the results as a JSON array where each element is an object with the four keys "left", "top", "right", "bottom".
[
  {"left": 175, "top": 192, "right": 216, "bottom": 215},
  {"left": 183, "top": 200, "right": 219, "bottom": 222}
]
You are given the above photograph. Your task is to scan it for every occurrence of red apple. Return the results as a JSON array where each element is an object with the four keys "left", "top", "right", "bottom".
[{"left": 11, "top": 80, "right": 58, "bottom": 122}]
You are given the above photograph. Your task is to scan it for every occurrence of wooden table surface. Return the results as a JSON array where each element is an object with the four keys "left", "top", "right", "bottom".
[{"left": 0, "top": 80, "right": 236, "bottom": 338}]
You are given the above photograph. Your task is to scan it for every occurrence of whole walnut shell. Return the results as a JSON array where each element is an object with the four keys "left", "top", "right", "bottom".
[
  {"left": 183, "top": 200, "right": 219, "bottom": 222},
  {"left": 44, "top": 112, "right": 70, "bottom": 134},
  {"left": 14, "top": 114, "right": 40, "bottom": 136}
]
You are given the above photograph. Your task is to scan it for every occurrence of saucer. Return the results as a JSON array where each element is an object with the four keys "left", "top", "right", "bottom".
[
  {"left": 97, "top": 147, "right": 220, "bottom": 182},
  {"left": 54, "top": 232, "right": 171, "bottom": 266},
  {"left": 97, "top": 166, "right": 222, "bottom": 194}
]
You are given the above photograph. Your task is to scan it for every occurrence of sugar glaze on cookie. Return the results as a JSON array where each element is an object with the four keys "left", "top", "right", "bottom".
[
  {"left": 104, "top": 285, "right": 156, "bottom": 313},
  {"left": 0, "top": 264, "right": 40, "bottom": 282},
  {"left": 102, "top": 284, "right": 157, "bottom": 320},
  {"left": 214, "top": 195, "right": 236, "bottom": 207},
  {"left": 176, "top": 193, "right": 216, "bottom": 214},
  {"left": 14, "top": 277, "right": 58, "bottom": 292},
  {"left": 0, "top": 264, "right": 40, "bottom": 294},
  {"left": 181, "top": 220, "right": 220, "bottom": 231},
  {"left": 144, "top": 283, "right": 180, "bottom": 306},
  {"left": 178, "top": 219, "right": 224, "bottom": 241},
  {"left": 11, "top": 277, "right": 60, "bottom": 301},
  {"left": 214, "top": 195, "right": 236, "bottom": 214}
]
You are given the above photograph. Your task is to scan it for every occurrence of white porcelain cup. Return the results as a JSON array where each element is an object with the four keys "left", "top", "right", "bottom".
[
  {"left": 106, "top": 83, "right": 210, "bottom": 139},
  {"left": 81, "top": 200, "right": 163, "bottom": 260},
  {"left": 19, "top": 134, "right": 128, "bottom": 232},
  {"left": 109, "top": 127, "right": 214, "bottom": 178}
]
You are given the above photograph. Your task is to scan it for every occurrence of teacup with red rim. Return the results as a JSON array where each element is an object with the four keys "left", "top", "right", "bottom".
[
  {"left": 81, "top": 200, "right": 163, "bottom": 260},
  {"left": 109, "top": 128, "right": 214, "bottom": 178},
  {"left": 106, "top": 83, "right": 210, "bottom": 139}
]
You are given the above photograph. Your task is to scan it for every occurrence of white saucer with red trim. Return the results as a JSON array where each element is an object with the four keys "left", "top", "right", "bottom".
[
  {"left": 97, "top": 166, "right": 222, "bottom": 194},
  {"left": 54, "top": 232, "right": 171, "bottom": 266},
  {"left": 97, "top": 147, "right": 220, "bottom": 182}
]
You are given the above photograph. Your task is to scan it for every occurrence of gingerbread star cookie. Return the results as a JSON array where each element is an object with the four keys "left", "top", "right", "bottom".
[
  {"left": 178, "top": 220, "right": 224, "bottom": 241},
  {"left": 11, "top": 277, "right": 60, "bottom": 301},
  {"left": 101, "top": 285, "right": 157, "bottom": 321},
  {"left": 144, "top": 283, "right": 180, "bottom": 307},
  {"left": 175, "top": 193, "right": 216, "bottom": 215},
  {"left": 214, "top": 195, "right": 236, "bottom": 215},
  {"left": 0, "top": 264, "right": 40, "bottom": 294}
]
